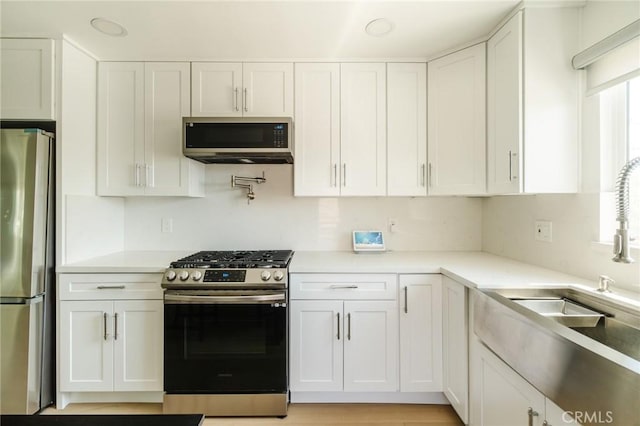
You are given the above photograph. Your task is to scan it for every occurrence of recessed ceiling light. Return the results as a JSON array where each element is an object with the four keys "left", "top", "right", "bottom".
[
  {"left": 90, "top": 18, "right": 128, "bottom": 37},
  {"left": 365, "top": 18, "right": 394, "bottom": 37}
]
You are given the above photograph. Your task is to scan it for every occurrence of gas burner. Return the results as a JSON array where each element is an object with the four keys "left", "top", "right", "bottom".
[{"left": 171, "top": 250, "right": 294, "bottom": 269}]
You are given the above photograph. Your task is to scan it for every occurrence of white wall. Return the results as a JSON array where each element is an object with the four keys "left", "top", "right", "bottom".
[
  {"left": 59, "top": 39, "right": 124, "bottom": 263},
  {"left": 123, "top": 165, "right": 483, "bottom": 252},
  {"left": 482, "top": 194, "right": 639, "bottom": 290},
  {"left": 482, "top": 0, "right": 640, "bottom": 292}
]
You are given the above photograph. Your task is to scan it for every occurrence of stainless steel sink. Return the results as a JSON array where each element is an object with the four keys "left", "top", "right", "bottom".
[
  {"left": 511, "top": 298, "right": 604, "bottom": 327},
  {"left": 473, "top": 287, "right": 640, "bottom": 426}
]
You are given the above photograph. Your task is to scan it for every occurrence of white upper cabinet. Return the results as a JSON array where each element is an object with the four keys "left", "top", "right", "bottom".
[
  {"left": 191, "top": 62, "right": 293, "bottom": 117},
  {"left": 294, "top": 63, "right": 387, "bottom": 197},
  {"left": 294, "top": 63, "right": 341, "bottom": 196},
  {"left": 340, "top": 63, "right": 387, "bottom": 196},
  {"left": 97, "top": 62, "right": 145, "bottom": 196},
  {"left": 191, "top": 62, "right": 242, "bottom": 116},
  {"left": 0, "top": 39, "right": 55, "bottom": 120},
  {"left": 97, "top": 62, "right": 204, "bottom": 197},
  {"left": 387, "top": 63, "right": 427, "bottom": 196},
  {"left": 428, "top": 44, "right": 486, "bottom": 195},
  {"left": 487, "top": 8, "right": 579, "bottom": 194}
]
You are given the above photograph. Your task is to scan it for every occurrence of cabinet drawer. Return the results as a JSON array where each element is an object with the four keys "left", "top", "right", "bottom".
[
  {"left": 58, "top": 274, "right": 163, "bottom": 301},
  {"left": 290, "top": 274, "right": 397, "bottom": 300}
]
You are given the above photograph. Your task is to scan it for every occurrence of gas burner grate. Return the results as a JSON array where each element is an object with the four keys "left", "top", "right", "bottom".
[{"left": 170, "top": 250, "right": 294, "bottom": 269}]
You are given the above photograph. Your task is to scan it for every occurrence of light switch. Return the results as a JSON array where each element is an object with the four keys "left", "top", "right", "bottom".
[{"left": 161, "top": 217, "right": 173, "bottom": 233}]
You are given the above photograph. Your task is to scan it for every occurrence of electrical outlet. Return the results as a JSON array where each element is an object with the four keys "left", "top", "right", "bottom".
[
  {"left": 161, "top": 217, "right": 173, "bottom": 233},
  {"left": 388, "top": 218, "right": 398, "bottom": 233},
  {"left": 535, "top": 221, "right": 552, "bottom": 242}
]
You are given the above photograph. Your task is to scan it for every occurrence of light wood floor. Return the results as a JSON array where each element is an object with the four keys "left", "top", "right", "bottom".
[{"left": 42, "top": 403, "right": 464, "bottom": 426}]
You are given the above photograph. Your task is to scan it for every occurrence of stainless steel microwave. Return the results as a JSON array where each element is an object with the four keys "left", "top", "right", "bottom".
[{"left": 182, "top": 117, "right": 293, "bottom": 164}]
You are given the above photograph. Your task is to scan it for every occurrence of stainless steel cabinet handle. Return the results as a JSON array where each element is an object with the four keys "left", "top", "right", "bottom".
[
  {"left": 330, "top": 285, "right": 358, "bottom": 289},
  {"left": 528, "top": 407, "right": 539, "bottom": 426},
  {"left": 404, "top": 286, "right": 408, "bottom": 313},
  {"left": 421, "top": 164, "right": 426, "bottom": 187},
  {"left": 342, "top": 164, "right": 347, "bottom": 187},
  {"left": 337, "top": 312, "right": 341, "bottom": 340},
  {"left": 234, "top": 87, "right": 239, "bottom": 112},
  {"left": 333, "top": 164, "right": 337, "bottom": 187},
  {"left": 511, "top": 151, "right": 518, "bottom": 180},
  {"left": 243, "top": 88, "right": 248, "bottom": 112},
  {"left": 114, "top": 313, "right": 119, "bottom": 340},
  {"left": 103, "top": 312, "right": 109, "bottom": 341},
  {"left": 134, "top": 164, "right": 140, "bottom": 186},
  {"left": 428, "top": 163, "right": 433, "bottom": 187},
  {"left": 145, "top": 164, "right": 152, "bottom": 187},
  {"left": 97, "top": 285, "right": 126, "bottom": 290},
  {"left": 347, "top": 313, "right": 351, "bottom": 340},
  {"left": 508, "top": 150, "right": 512, "bottom": 181}
]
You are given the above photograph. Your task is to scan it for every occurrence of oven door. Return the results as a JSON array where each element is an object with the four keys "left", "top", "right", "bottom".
[{"left": 163, "top": 290, "right": 287, "bottom": 394}]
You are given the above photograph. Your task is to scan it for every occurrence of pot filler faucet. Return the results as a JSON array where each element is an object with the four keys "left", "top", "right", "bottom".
[{"left": 613, "top": 156, "right": 640, "bottom": 263}]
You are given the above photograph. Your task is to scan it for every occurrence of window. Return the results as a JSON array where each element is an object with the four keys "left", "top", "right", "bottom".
[{"left": 600, "top": 76, "right": 640, "bottom": 245}]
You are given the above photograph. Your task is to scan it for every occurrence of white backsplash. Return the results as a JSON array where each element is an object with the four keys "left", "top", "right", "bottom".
[
  {"left": 123, "top": 165, "right": 482, "bottom": 252},
  {"left": 482, "top": 194, "right": 640, "bottom": 291}
]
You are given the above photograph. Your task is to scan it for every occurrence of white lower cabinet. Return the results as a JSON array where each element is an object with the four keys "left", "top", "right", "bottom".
[
  {"left": 470, "top": 338, "right": 581, "bottom": 426},
  {"left": 289, "top": 274, "right": 399, "bottom": 395},
  {"left": 59, "top": 299, "right": 163, "bottom": 392},
  {"left": 442, "top": 277, "right": 468, "bottom": 423},
  {"left": 290, "top": 299, "right": 398, "bottom": 392},
  {"left": 399, "top": 275, "right": 442, "bottom": 392},
  {"left": 57, "top": 274, "right": 163, "bottom": 407}
]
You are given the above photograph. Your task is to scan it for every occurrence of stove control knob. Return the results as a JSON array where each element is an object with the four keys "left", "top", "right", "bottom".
[
  {"left": 192, "top": 271, "right": 203, "bottom": 281},
  {"left": 165, "top": 270, "right": 177, "bottom": 281},
  {"left": 273, "top": 271, "right": 285, "bottom": 281},
  {"left": 261, "top": 271, "right": 272, "bottom": 281},
  {"left": 179, "top": 271, "right": 190, "bottom": 281}
]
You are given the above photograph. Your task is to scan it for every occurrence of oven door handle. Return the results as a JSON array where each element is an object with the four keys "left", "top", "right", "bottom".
[{"left": 164, "top": 293, "right": 286, "bottom": 304}]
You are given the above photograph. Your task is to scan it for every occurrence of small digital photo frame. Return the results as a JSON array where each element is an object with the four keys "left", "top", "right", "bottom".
[{"left": 352, "top": 231, "right": 386, "bottom": 252}]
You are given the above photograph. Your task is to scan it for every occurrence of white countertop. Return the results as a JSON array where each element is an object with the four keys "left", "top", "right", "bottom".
[
  {"left": 57, "top": 249, "right": 640, "bottom": 309},
  {"left": 56, "top": 250, "right": 193, "bottom": 273}
]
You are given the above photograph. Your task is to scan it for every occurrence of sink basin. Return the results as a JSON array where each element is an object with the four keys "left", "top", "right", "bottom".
[
  {"left": 473, "top": 287, "right": 640, "bottom": 425},
  {"left": 511, "top": 298, "right": 604, "bottom": 327}
]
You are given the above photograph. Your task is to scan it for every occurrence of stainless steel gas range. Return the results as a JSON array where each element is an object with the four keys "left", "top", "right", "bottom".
[{"left": 161, "top": 250, "right": 293, "bottom": 417}]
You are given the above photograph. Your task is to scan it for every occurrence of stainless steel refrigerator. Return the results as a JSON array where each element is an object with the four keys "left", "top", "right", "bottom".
[{"left": 1, "top": 127, "right": 55, "bottom": 414}]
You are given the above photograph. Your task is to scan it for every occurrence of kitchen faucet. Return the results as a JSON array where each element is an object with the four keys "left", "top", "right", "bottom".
[{"left": 613, "top": 156, "right": 640, "bottom": 263}]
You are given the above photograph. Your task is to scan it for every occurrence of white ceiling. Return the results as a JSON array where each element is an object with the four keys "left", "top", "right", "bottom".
[{"left": 0, "top": 1, "right": 523, "bottom": 61}]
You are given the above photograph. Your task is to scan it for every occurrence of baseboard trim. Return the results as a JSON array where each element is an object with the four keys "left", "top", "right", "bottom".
[{"left": 290, "top": 391, "right": 449, "bottom": 404}]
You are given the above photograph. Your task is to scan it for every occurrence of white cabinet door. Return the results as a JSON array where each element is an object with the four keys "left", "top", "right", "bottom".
[
  {"left": 59, "top": 300, "right": 114, "bottom": 392},
  {"left": 144, "top": 62, "right": 203, "bottom": 196},
  {"left": 442, "top": 277, "right": 468, "bottom": 423},
  {"left": 399, "top": 275, "right": 442, "bottom": 392},
  {"left": 343, "top": 300, "right": 398, "bottom": 392},
  {"left": 191, "top": 62, "right": 242, "bottom": 117},
  {"left": 113, "top": 300, "right": 163, "bottom": 391},
  {"left": 471, "top": 339, "right": 545, "bottom": 426},
  {"left": 0, "top": 39, "right": 54, "bottom": 120},
  {"left": 242, "top": 63, "right": 293, "bottom": 117},
  {"left": 428, "top": 44, "right": 486, "bottom": 195},
  {"left": 290, "top": 300, "right": 343, "bottom": 392},
  {"left": 97, "top": 62, "right": 145, "bottom": 196},
  {"left": 294, "top": 63, "right": 341, "bottom": 196},
  {"left": 340, "top": 63, "right": 387, "bottom": 196},
  {"left": 387, "top": 63, "right": 427, "bottom": 196},
  {"left": 487, "top": 12, "right": 522, "bottom": 194}
]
